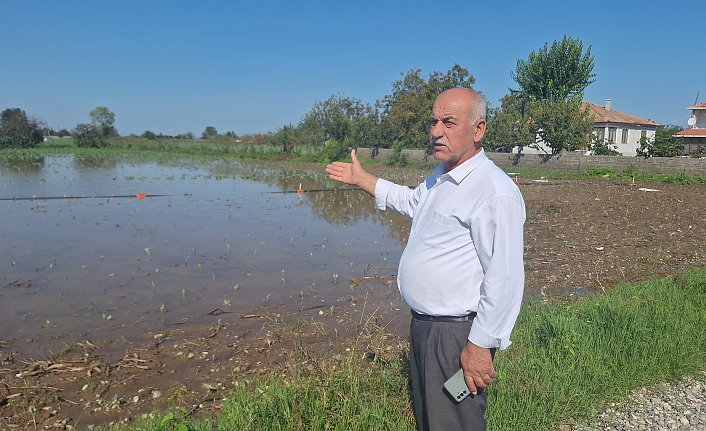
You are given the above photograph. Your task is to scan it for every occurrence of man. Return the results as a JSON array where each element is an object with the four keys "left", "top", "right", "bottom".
[{"left": 326, "top": 87, "right": 525, "bottom": 430}]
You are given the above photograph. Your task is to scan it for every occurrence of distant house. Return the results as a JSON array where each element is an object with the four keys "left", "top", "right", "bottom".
[
  {"left": 514, "top": 99, "right": 658, "bottom": 156},
  {"left": 584, "top": 100, "right": 658, "bottom": 156},
  {"left": 674, "top": 102, "right": 706, "bottom": 156}
]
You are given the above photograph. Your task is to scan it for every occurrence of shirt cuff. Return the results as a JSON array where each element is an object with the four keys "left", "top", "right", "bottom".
[
  {"left": 468, "top": 323, "right": 508, "bottom": 350},
  {"left": 374, "top": 178, "right": 392, "bottom": 210}
]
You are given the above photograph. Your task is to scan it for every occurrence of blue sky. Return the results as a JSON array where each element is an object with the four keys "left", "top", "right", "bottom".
[{"left": 2, "top": 0, "right": 704, "bottom": 136}]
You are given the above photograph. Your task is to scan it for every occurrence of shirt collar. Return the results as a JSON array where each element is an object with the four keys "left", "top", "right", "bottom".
[{"left": 436, "top": 149, "right": 487, "bottom": 185}]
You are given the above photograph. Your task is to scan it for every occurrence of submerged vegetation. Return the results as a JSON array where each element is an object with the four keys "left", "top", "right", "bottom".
[
  {"left": 105, "top": 267, "right": 706, "bottom": 431},
  {"left": 1, "top": 137, "right": 704, "bottom": 184},
  {"left": 0, "top": 148, "right": 45, "bottom": 165}
]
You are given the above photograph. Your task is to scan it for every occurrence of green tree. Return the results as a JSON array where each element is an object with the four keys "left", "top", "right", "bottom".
[
  {"left": 484, "top": 93, "right": 534, "bottom": 152},
  {"left": 296, "top": 111, "right": 326, "bottom": 146},
  {"left": 300, "top": 94, "right": 374, "bottom": 145},
  {"left": 141, "top": 130, "right": 157, "bottom": 140},
  {"left": 73, "top": 123, "right": 104, "bottom": 147},
  {"left": 269, "top": 124, "right": 294, "bottom": 153},
  {"left": 381, "top": 64, "right": 476, "bottom": 150},
  {"left": 512, "top": 36, "right": 595, "bottom": 102},
  {"left": 89, "top": 106, "right": 118, "bottom": 137},
  {"left": 202, "top": 126, "right": 218, "bottom": 139},
  {"left": 496, "top": 36, "right": 597, "bottom": 155},
  {"left": 529, "top": 98, "right": 594, "bottom": 154},
  {"left": 636, "top": 125, "right": 684, "bottom": 158},
  {"left": 485, "top": 93, "right": 595, "bottom": 155},
  {"left": 291, "top": 94, "right": 379, "bottom": 160},
  {"left": 0, "top": 108, "right": 44, "bottom": 148}
]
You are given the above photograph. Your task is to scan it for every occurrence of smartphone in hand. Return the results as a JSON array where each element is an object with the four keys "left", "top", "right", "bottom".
[{"left": 444, "top": 369, "right": 470, "bottom": 402}]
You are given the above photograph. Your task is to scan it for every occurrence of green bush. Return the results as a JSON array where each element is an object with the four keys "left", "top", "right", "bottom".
[
  {"left": 581, "top": 167, "right": 614, "bottom": 177},
  {"left": 73, "top": 123, "right": 105, "bottom": 148},
  {"left": 588, "top": 136, "right": 620, "bottom": 156},
  {"left": 319, "top": 139, "right": 348, "bottom": 164},
  {"left": 0, "top": 108, "right": 44, "bottom": 148},
  {"left": 388, "top": 140, "right": 408, "bottom": 167}
]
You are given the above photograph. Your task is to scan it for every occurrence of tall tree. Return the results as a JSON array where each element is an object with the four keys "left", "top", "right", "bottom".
[
  {"left": 381, "top": 64, "right": 476, "bottom": 149},
  {"left": 89, "top": 106, "right": 118, "bottom": 137},
  {"left": 0, "top": 108, "right": 43, "bottom": 148},
  {"left": 512, "top": 36, "right": 595, "bottom": 101},
  {"left": 497, "top": 36, "right": 597, "bottom": 154},
  {"left": 298, "top": 94, "right": 375, "bottom": 146},
  {"left": 202, "top": 126, "right": 218, "bottom": 139}
]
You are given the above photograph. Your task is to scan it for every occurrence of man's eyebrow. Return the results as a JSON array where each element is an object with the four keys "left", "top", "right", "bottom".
[{"left": 430, "top": 115, "right": 458, "bottom": 121}]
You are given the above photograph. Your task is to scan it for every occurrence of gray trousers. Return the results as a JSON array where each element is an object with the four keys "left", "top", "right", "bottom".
[{"left": 409, "top": 317, "right": 493, "bottom": 431}]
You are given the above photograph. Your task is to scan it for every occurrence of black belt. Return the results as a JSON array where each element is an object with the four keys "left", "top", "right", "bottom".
[{"left": 411, "top": 310, "right": 477, "bottom": 323}]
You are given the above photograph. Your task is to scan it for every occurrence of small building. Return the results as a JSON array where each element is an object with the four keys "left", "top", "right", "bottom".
[
  {"left": 514, "top": 99, "right": 658, "bottom": 156},
  {"left": 674, "top": 102, "right": 706, "bottom": 156}
]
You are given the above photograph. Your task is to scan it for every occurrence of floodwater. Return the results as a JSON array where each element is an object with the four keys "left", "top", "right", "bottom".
[{"left": 0, "top": 155, "right": 411, "bottom": 357}]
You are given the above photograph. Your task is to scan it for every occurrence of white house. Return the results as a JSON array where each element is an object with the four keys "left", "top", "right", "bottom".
[
  {"left": 514, "top": 99, "right": 658, "bottom": 156},
  {"left": 674, "top": 102, "right": 706, "bottom": 155},
  {"left": 584, "top": 100, "right": 658, "bottom": 156}
]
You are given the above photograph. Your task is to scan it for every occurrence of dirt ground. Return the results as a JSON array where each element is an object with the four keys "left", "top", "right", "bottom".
[{"left": 2, "top": 175, "right": 705, "bottom": 430}]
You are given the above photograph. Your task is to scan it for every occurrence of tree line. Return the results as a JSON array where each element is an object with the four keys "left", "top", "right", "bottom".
[{"left": 1, "top": 36, "right": 686, "bottom": 158}]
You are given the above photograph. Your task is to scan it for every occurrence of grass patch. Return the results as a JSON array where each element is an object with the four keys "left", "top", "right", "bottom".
[
  {"left": 108, "top": 137, "right": 291, "bottom": 160},
  {"left": 107, "top": 267, "right": 706, "bottom": 431},
  {"left": 581, "top": 166, "right": 705, "bottom": 184},
  {"left": 0, "top": 148, "right": 45, "bottom": 165},
  {"left": 497, "top": 165, "right": 706, "bottom": 184},
  {"left": 123, "top": 363, "right": 414, "bottom": 431},
  {"left": 487, "top": 266, "right": 706, "bottom": 429}
]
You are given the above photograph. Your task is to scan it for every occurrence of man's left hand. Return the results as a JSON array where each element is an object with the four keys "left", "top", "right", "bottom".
[{"left": 460, "top": 342, "right": 496, "bottom": 395}]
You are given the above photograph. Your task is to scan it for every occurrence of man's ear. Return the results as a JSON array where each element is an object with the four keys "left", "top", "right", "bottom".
[{"left": 473, "top": 119, "right": 487, "bottom": 144}]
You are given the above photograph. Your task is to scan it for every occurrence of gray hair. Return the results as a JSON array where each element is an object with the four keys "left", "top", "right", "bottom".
[{"left": 468, "top": 90, "right": 487, "bottom": 124}]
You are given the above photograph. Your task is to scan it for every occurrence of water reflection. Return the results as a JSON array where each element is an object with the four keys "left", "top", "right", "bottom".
[
  {"left": 73, "top": 152, "right": 121, "bottom": 170},
  {"left": 0, "top": 155, "right": 409, "bottom": 356},
  {"left": 0, "top": 158, "right": 45, "bottom": 173},
  {"left": 303, "top": 189, "right": 411, "bottom": 244}
]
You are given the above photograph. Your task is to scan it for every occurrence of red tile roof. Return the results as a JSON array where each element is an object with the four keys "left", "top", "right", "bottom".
[
  {"left": 688, "top": 102, "right": 706, "bottom": 110},
  {"left": 582, "top": 102, "right": 658, "bottom": 127},
  {"left": 674, "top": 128, "right": 706, "bottom": 138}
]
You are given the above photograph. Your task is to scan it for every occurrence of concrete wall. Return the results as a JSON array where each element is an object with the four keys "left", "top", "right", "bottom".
[{"left": 357, "top": 147, "right": 706, "bottom": 176}]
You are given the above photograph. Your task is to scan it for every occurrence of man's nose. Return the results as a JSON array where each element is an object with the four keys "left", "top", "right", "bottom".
[{"left": 430, "top": 121, "right": 443, "bottom": 139}]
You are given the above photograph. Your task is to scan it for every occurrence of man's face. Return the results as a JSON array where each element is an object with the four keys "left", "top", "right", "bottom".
[{"left": 429, "top": 91, "right": 485, "bottom": 172}]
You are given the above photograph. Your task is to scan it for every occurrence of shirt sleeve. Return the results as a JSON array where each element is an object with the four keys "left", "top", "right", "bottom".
[
  {"left": 374, "top": 178, "right": 422, "bottom": 218},
  {"left": 467, "top": 195, "right": 525, "bottom": 350}
]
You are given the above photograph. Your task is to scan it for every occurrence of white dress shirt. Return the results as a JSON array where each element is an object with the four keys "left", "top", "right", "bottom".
[{"left": 374, "top": 149, "right": 525, "bottom": 349}]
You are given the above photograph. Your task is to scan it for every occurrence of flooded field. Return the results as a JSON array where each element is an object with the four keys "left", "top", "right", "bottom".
[
  {"left": 1, "top": 155, "right": 411, "bottom": 358},
  {"left": 2, "top": 153, "right": 705, "bottom": 429}
]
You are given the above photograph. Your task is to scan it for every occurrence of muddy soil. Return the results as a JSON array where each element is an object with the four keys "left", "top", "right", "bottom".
[{"left": 2, "top": 175, "right": 705, "bottom": 430}]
